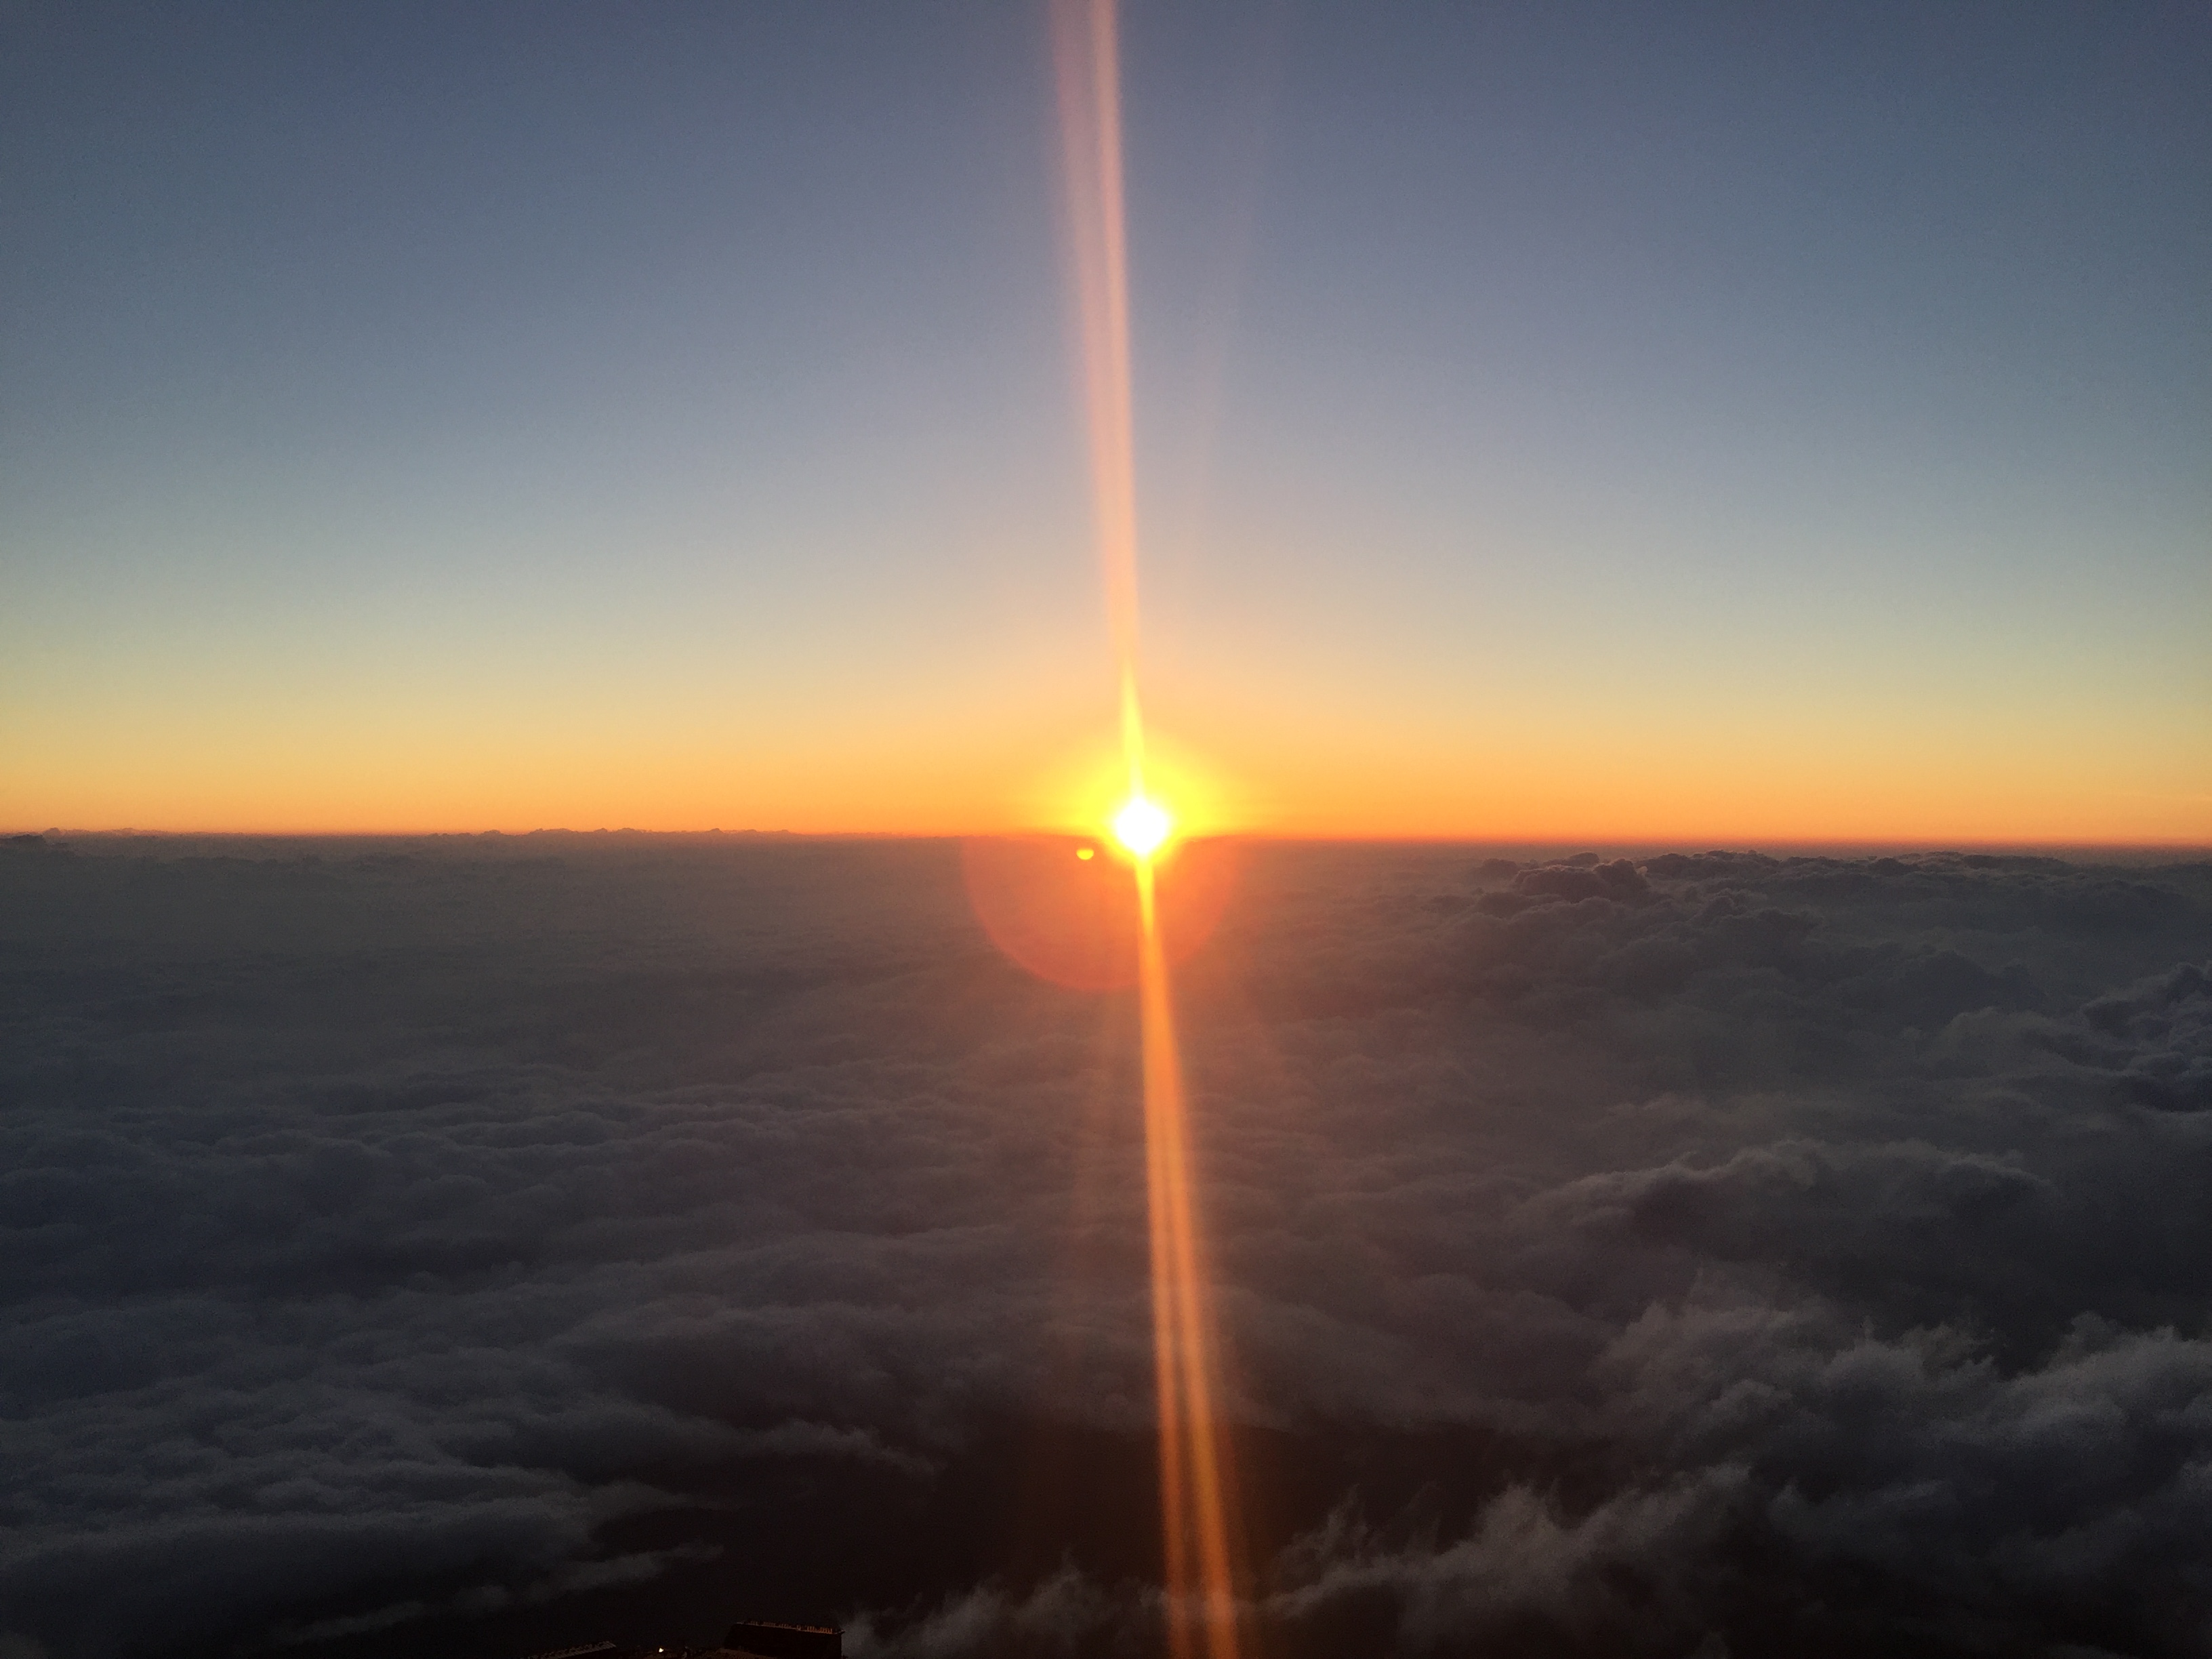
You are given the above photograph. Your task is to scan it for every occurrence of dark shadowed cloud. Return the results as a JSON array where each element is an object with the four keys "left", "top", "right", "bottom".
[{"left": 3, "top": 836, "right": 2210, "bottom": 1658}]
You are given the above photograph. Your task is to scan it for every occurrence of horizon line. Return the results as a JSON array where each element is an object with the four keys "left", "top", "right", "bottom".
[{"left": 8, "top": 827, "right": 2207, "bottom": 857}]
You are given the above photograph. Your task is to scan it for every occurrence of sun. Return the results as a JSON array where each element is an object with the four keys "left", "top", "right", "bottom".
[{"left": 1111, "top": 794, "right": 1173, "bottom": 860}]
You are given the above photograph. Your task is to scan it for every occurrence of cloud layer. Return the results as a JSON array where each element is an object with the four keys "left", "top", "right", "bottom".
[{"left": 3, "top": 836, "right": 2209, "bottom": 1658}]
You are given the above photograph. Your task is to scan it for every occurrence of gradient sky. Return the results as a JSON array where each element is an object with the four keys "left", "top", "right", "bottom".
[{"left": 4, "top": 1, "right": 2206, "bottom": 841}]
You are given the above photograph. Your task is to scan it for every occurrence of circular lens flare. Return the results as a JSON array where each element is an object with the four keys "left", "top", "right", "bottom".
[{"left": 1112, "top": 795, "right": 1172, "bottom": 860}]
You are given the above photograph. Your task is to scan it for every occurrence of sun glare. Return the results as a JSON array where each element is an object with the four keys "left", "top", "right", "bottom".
[{"left": 1112, "top": 795, "right": 1172, "bottom": 860}]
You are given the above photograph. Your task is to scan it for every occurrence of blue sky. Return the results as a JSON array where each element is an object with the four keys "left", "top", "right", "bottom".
[{"left": 3, "top": 1, "right": 2205, "bottom": 837}]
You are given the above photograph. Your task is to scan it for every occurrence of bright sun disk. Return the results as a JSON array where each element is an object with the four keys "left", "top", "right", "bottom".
[{"left": 1111, "top": 795, "right": 1172, "bottom": 859}]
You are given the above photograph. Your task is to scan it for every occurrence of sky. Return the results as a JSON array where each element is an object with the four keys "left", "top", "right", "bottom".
[{"left": 3, "top": 1, "right": 2207, "bottom": 842}]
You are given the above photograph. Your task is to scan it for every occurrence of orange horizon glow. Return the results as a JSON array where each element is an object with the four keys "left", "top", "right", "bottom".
[
  {"left": 4, "top": 768, "right": 2206, "bottom": 849},
  {"left": 5, "top": 762, "right": 2203, "bottom": 849},
  {"left": 6, "top": 806, "right": 2200, "bottom": 848},
  {"left": 7, "top": 710, "right": 2203, "bottom": 845}
]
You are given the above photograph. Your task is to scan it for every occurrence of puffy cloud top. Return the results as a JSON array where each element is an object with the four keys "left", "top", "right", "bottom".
[{"left": 3, "top": 838, "right": 2209, "bottom": 1658}]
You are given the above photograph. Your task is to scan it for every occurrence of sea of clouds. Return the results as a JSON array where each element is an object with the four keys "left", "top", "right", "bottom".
[{"left": 3, "top": 834, "right": 2209, "bottom": 1659}]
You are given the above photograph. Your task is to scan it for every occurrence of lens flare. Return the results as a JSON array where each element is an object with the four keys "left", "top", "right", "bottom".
[
  {"left": 1053, "top": 1, "right": 1246, "bottom": 1654},
  {"left": 1113, "top": 795, "right": 1172, "bottom": 860}
]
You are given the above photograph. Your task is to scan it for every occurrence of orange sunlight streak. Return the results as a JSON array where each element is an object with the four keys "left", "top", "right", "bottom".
[
  {"left": 1136, "top": 859, "right": 1245, "bottom": 1658},
  {"left": 1052, "top": 2, "right": 1246, "bottom": 1655}
]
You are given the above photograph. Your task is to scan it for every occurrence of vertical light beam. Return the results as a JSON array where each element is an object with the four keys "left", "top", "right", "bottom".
[
  {"left": 1051, "top": 3, "right": 1244, "bottom": 1656},
  {"left": 1050, "top": 0, "right": 1147, "bottom": 804},
  {"left": 1136, "top": 862, "right": 1244, "bottom": 1659}
]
